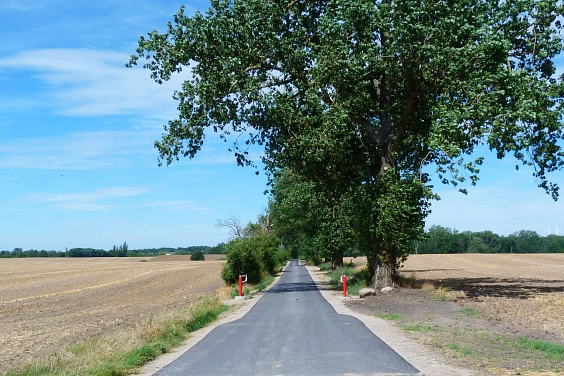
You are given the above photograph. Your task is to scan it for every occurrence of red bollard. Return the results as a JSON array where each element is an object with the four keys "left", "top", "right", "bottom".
[
  {"left": 341, "top": 275, "right": 347, "bottom": 297},
  {"left": 238, "top": 275, "right": 243, "bottom": 297}
]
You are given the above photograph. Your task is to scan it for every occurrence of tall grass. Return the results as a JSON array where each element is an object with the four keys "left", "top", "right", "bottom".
[
  {"left": 4, "top": 296, "right": 228, "bottom": 376},
  {"left": 229, "top": 274, "right": 276, "bottom": 298},
  {"left": 325, "top": 264, "right": 370, "bottom": 296}
]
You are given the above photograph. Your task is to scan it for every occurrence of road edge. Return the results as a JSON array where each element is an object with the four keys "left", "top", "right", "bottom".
[
  {"left": 134, "top": 265, "right": 288, "bottom": 376},
  {"left": 305, "top": 265, "right": 475, "bottom": 376}
]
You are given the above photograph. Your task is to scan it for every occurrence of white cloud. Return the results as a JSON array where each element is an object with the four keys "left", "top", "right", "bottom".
[
  {"left": 23, "top": 186, "right": 150, "bottom": 211},
  {"left": 0, "top": 130, "right": 158, "bottom": 170},
  {"left": 0, "top": 1, "right": 47, "bottom": 11},
  {"left": 0, "top": 48, "right": 187, "bottom": 118}
]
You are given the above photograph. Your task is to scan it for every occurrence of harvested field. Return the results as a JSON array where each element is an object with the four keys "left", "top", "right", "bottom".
[
  {"left": 401, "top": 254, "right": 564, "bottom": 341},
  {"left": 0, "top": 256, "right": 224, "bottom": 372}
]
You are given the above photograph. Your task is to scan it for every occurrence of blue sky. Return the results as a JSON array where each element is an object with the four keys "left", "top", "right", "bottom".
[{"left": 0, "top": 1, "right": 563, "bottom": 251}]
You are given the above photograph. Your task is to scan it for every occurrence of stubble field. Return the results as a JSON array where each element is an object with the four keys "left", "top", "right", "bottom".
[
  {"left": 0, "top": 255, "right": 225, "bottom": 372},
  {"left": 401, "top": 253, "right": 564, "bottom": 340},
  {"left": 347, "top": 254, "right": 564, "bottom": 374}
]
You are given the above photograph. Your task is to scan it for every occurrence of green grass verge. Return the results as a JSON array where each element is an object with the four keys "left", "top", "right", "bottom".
[
  {"left": 324, "top": 265, "right": 370, "bottom": 297},
  {"left": 229, "top": 274, "right": 276, "bottom": 298},
  {"left": 403, "top": 325, "right": 437, "bottom": 332},
  {"left": 375, "top": 313, "right": 403, "bottom": 320},
  {"left": 518, "top": 337, "right": 564, "bottom": 360},
  {"left": 4, "top": 297, "right": 228, "bottom": 376},
  {"left": 253, "top": 275, "right": 275, "bottom": 291}
]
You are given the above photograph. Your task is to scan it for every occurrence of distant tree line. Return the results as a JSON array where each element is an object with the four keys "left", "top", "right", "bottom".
[
  {"left": 0, "top": 242, "right": 227, "bottom": 258},
  {"left": 415, "top": 226, "right": 564, "bottom": 254}
]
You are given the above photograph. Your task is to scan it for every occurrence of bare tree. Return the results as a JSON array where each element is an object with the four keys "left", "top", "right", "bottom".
[{"left": 216, "top": 216, "right": 244, "bottom": 240}]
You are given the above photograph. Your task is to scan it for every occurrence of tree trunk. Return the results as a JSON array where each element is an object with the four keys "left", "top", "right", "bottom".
[
  {"left": 332, "top": 249, "right": 344, "bottom": 269},
  {"left": 370, "top": 255, "right": 394, "bottom": 288},
  {"left": 367, "top": 246, "right": 395, "bottom": 288}
]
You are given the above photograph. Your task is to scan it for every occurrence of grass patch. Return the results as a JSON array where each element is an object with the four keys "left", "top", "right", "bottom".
[
  {"left": 4, "top": 296, "right": 228, "bottom": 376},
  {"left": 403, "top": 325, "right": 437, "bottom": 332},
  {"left": 326, "top": 266, "right": 356, "bottom": 287},
  {"left": 318, "top": 262, "right": 333, "bottom": 271},
  {"left": 448, "top": 342, "right": 477, "bottom": 356},
  {"left": 253, "top": 275, "right": 275, "bottom": 291},
  {"left": 345, "top": 283, "right": 366, "bottom": 296},
  {"left": 325, "top": 265, "right": 370, "bottom": 297},
  {"left": 375, "top": 313, "right": 403, "bottom": 321},
  {"left": 228, "top": 274, "right": 276, "bottom": 298},
  {"left": 518, "top": 337, "right": 564, "bottom": 360},
  {"left": 461, "top": 307, "right": 479, "bottom": 317},
  {"left": 229, "top": 286, "right": 251, "bottom": 298}
]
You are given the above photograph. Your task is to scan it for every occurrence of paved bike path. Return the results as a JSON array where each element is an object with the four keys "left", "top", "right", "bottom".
[{"left": 155, "top": 260, "right": 419, "bottom": 376}]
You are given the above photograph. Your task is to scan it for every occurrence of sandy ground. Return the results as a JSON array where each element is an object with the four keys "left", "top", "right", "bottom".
[{"left": 0, "top": 256, "right": 224, "bottom": 371}]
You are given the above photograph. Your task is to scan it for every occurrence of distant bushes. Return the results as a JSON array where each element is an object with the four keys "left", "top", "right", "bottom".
[
  {"left": 190, "top": 251, "right": 205, "bottom": 261},
  {"left": 0, "top": 242, "right": 227, "bottom": 258},
  {"left": 221, "top": 235, "right": 289, "bottom": 285}
]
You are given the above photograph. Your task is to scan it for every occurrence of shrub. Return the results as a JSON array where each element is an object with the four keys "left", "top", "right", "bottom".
[
  {"left": 190, "top": 251, "right": 205, "bottom": 261},
  {"left": 221, "top": 239, "right": 263, "bottom": 284},
  {"left": 221, "top": 235, "right": 287, "bottom": 285}
]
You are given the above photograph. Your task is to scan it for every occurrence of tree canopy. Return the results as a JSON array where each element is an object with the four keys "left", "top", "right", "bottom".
[{"left": 129, "top": 0, "right": 564, "bottom": 287}]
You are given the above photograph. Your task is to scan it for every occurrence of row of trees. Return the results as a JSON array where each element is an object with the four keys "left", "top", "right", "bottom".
[
  {"left": 4, "top": 225, "right": 562, "bottom": 260},
  {"left": 130, "top": 0, "right": 564, "bottom": 287},
  {"left": 0, "top": 242, "right": 226, "bottom": 258},
  {"left": 417, "top": 226, "right": 564, "bottom": 254}
]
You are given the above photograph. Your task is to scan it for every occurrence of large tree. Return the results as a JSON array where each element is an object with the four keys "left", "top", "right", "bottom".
[{"left": 129, "top": 0, "right": 564, "bottom": 287}]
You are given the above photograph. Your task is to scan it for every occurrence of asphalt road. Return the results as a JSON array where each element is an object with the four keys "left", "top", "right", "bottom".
[{"left": 155, "top": 260, "right": 419, "bottom": 376}]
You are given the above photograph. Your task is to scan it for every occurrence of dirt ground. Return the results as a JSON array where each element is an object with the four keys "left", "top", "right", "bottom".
[
  {"left": 344, "top": 254, "right": 564, "bottom": 375},
  {"left": 0, "top": 256, "right": 224, "bottom": 372}
]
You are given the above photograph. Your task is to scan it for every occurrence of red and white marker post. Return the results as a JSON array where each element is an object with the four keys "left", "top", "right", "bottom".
[
  {"left": 340, "top": 274, "right": 347, "bottom": 297},
  {"left": 238, "top": 274, "right": 247, "bottom": 297}
]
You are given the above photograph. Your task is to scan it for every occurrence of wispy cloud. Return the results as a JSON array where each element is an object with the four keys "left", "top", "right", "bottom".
[
  {"left": 145, "top": 200, "right": 214, "bottom": 214},
  {"left": 0, "top": 130, "right": 158, "bottom": 170},
  {"left": 0, "top": 0, "right": 47, "bottom": 11},
  {"left": 23, "top": 186, "right": 150, "bottom": 211},
  {"left": 0, "top": 48, "right": 187, "bottom": 118}
]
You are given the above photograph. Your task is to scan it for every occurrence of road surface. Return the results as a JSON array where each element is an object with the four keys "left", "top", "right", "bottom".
[{"left": 155, "top": 260, "right": 419, "bottom": 376}]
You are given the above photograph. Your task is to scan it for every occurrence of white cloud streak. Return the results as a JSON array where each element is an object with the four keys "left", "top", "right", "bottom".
[
  {"left": 23, "top": 186, "right": 150, "bottom": 211},
  {"left": 0, "top": 1, "right": 47, "bottom": 11},
  {"left": 145, "top": 200, "right": 214, "bottom": 214},
  {"left": 0, "top": 130, "right": 157, "bottom": 170},
  {"left": 0, "top": 48, "right": 187, "bottom": 118}
]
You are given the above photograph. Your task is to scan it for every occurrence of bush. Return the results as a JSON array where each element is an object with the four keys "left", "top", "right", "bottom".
[
  {"left": 221, "top": 235, "right": 288, "bottom": 285},
  {"left": 190, "top": 251, "right": 205, "bottom": 261},
  {"left": 221, "top": 239, "right": 262, "bottom": 284}
]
